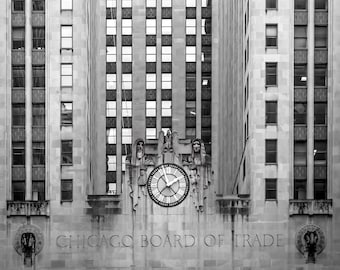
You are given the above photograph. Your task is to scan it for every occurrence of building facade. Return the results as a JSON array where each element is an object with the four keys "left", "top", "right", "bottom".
[{"left": 0, "top": 0, "right": 339, "bottom": 269}]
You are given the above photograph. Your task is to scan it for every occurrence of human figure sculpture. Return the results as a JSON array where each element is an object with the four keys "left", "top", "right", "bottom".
[
  {"left": 21, "top": 233, "right": 35, "bottom": 266},
  {"left": 304, "top": 231, "right": 318, "bottom": 263}
]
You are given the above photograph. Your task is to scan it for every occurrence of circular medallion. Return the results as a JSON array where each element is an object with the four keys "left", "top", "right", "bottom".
[
  {"left": 147, "top": 163, "right": 190, "bottom": 207},
  {"left": 13, "top": 224, "right": 44, "bottom": 255},
  {"left": 295, "top": 224, "right": 326, "bottom": 255}
]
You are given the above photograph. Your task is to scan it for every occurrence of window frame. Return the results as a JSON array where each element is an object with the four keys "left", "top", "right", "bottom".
[
  {"left": 265, "top": 139, "right": 277, "bottom": 164},
  {"left": 61, "top": 140, "right": 73, "bottom": 165},
  {"left": 265, "top": 178, "right": 277, "bottom": 200},
  {"left": 265, "top": 24, "right": 278, "bottom": 48},
  {"left": 266, "top": 0, "right": 277, "bottom": 10},
  {"left": 265, "top": 62, "right": 277, "bottom": 86},
  {"left": 61, "top": 0, "right": 73, "bottom": 10},
  {"left": 60, "top": 25, "right": 73, "bottom": 50},
  {"left": 61, "top": 179, "right": 73, "bottom": 202},
  {"left": 60, "top": 63, "right": 73, "bottom": 87},
  {"left": 61, "top": 102, "right": 73, "bottom": 126}
]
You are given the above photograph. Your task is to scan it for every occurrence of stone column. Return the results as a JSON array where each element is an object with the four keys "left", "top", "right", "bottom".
[{"left": 25, "top": 0, "right": 33, "bottom": 200}]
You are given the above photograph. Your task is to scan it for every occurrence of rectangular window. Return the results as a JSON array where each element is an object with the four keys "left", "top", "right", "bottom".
[
  {"left": 122, "top": 46, "right": 132, "bottom": 62},
  {"left": 122, "top": 128, "right": 132, "bottom": 144},
  {"left": 161, "top": 101, "right": 172, "bottom": 116},
  {"left": 32, "top": 103, "right": 45, "bottom": 126},
  {"left": 294, "top": 102, "right": 307, "bottom": 125},
  {"left": 12, "top": 65, "right": 25, "bottom": 87},
  {"left": 265, "top": 101, "right": 277, "bottom": 124},
  {"left": 186, "top": 19, "right": 196, "bottom": 35},
  {"left": 61, "top": 25, "right": 73, "bottom": 50},
  {"left": 162, "top": 19, "right": 172, "bottom": 35},
  {"left": 314, "top": 179, "right": 327, "bottom": 200},
  {"left": 314, "top": 64, "right": 327, "bottom": 86},
  {"left": 33, "top": 142, "right": 45, "bottom": 165},
  {"left": 146, "top": 47, "right": 156, "bottom": 62},
  {"left": 61, "top": 64, "right": 73, "bottom": 87},
  {"left": 265, "top": 139, "right": 277, "bottom": 163},
  {"left": 12, "top": 104, "right": 25, "bottom": 126},
  {"left": 12, "top": 27, "right": 25, "bottom": 49},
  {"left": 33, "top": 27, "right": 45, "bottom": 49},
  {"left": 294, "top": 64, "right": 307, "bottom": 86},
  {"left": 294, "top": 26, "right": 307, "bottom": 49},
  {"left": 106, "top": 101, "right": 116, "bottom": 117},
  {"left": 162, "top": 73, "right": 172, "bottom": 89},
  {"left": 12, "top": 142, "right": 25, "bottom": 165},
  {"left": 314, "top": 140, "right": 327, "bottom": 165},
  {"left": 122, "top": 19, "right": 132, "bottom": 35},
  {"left": 122, "top": 0, "right": 132, "bottom": 7},
  {"left": 294, "top": 0, "right": 307, "bottom": 10},
  {"left": 266, "top": 24, "right": 277, "bottom": 47},
  {"left": 186, "top": 46, "right": 196, "bottom": 62},
  {"left": 106, "top": 128, "right": 117, "bottom": 144},
  {"left": 107, "top": 46, "right": 117, "bottom": 62},
  {"left": 146, "top": 19, "right": 156, "bottom": 35},
  {"left": 162, "top": 0, "right": 172, "bottom": 7},
  {"left": 32, "top": 0, "right": 44, "bottom": 11},
  {"left": 122, "top": 101, "right": 132, "bottom": 117},
  {"left": 314, "top": 102, "right": 327, "bottom": 125},
  {"left": 107, "top": 74, "right": 116, "bottom": 90},
  {"left": 294, "top": 179, "right": 307, "bottom": 199},
  {"left": 266, "top": 0, "right": 277, "bottom": 9},
  {"left": 61, "top": 179, "right": 73, "bottom": 201},
  {"left": 122, "top": 74, "right": 132, "bottom": 89},
  {"left": 61, "top": 102, "right": 73, "bottom": 126},
  {"left": 146, "top": 101, "right": 157, "bottom": 117},
  {"left": 265, "top": 179, "right": 277, "bottom": 200},
  {"left": 265, "top": 63, "right": 277, "bottom": 86},
  {"left": 13, "top": 182, "right": 25, "bottom": 201},
  {"left": 107, "top": 19, "right": 117, "bottom": 35},
  {"left": 61, "top": 140, "right": 73, "bottom": 165},
  {"left": 294, "top": 141, "right": 307, "bottom": 165},
  {"left": 13, "top": 0, "right": 25, "bottom": 11},
  {"left": 107, "top": 155, "right": 116, "bottom": 171},
  {"left": 315, "top": 26, "right": 327, "bottom": 48},
  {"left": 162, "top": 46, "right": 172, "bottom": 62},
  {"left": 315, "top": 0, "right": 327, "bottom": 10},
  {"left": 186, "top": 101, "right": 196, "bottom": 116},
  {"left": 146, "top": 74, "right": 156, "bottom": 89},
  {"left": 146, "top": 128, "right": 157, "bottom": 139},
  {"left": 146, "top": 0, "right": 156, "bottom": 7},
  {"left": 61, "top": 0, "right": 72, "bottom": 10},
  {"left": 186, "top": 0, "right": 196, "bottom": 7},
  {"left": 33, "top": 65, "right": 45, "bottom": 87}
]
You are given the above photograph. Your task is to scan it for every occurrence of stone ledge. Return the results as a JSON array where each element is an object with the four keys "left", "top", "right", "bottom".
[
  {"left": 289, "top": 199, "right": 332, "bottom": 216},
  {"left": 7, "top": 201, "right": 49, "bottom": 217},
  {"left": 216, "top": 195, "right": 250, "bottom": 216},
  {"left": 86, "top": 195, "right": 122, "bottom": 215}
]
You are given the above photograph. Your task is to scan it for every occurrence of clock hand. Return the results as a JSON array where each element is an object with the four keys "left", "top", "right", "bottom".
[
  {"left": 161, "top": 166, "right": 170, "bottom": 184},
  {"left": 166, "top": 175, "right": 184, "bottom": 187}
]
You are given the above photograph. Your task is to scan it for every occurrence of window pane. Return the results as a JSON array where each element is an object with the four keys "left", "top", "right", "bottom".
[
  {"left": 315, "top": 26, "right": 327, "bottom": 48},
  {"left": 266, "top": 0, "right": 277, "bottom": 9},
  {"left": 162, "top": 0, "right": 172, "bottom": 7},
  {"left": 33, "top": 142, "right": 45, "bottom": 165},
  {"left": 107, "top": 128, "right": 116, "bottom": 144},
  {"left": 61, "top": 102, "right": 73, "bottom": 125},
  {"left": 265, "top": 101, "right": 277, "bottom": 124},
  {"left": 61, "top": 140, "right": 72, "bottom": 165},
  {"left": 314, "top": 103, "right": 327, "bottom": 124},
  {"left": 13, "top": 182, "right": 25, "bottom": 201},
  {"left": 13, "top": 142, "right": 25, "bottom": 165},
  {"left": 146, "top": 0, "right": 156, "bottom": 7},
  {"left": 107, "top": 0, "right": 116, "bottom": 8},
  {"left": 146, "top": 128, "right": 157, "bottom": 139},
  {"left": 294, "top": 141, "right": 307, "bottom": 165},
  {"left": 294, "top": 179, "right": 307, "bottom": 199},
  {"left": 61, "top": 0, "right": 73, "bottom": 10},
  {"left": 314, "top": 180, "right": 327, "bottom": 199},
  {"left": 266, "top": 63, "right": 277, "bottom": 86},
  {"left": 186, "top": 0, "right": 196, "bottom": 7},
  {"left": 12, "top": 104, "right": 25, "bottom": 126},
  {"left": 106, "top": 101, "right": 116, "bottom": 117},
  {"left": 265, "top": 179, "right": 277, "bottom": 200},
  {"left": 314, "top": 64, "right": 327, "bottom": 86},
  {"left": 295, "top": 0, "right": 307, "bottom": 10},
  {"left": 315, "top": 0, "right": 327, "bottom": 10},
  {"left": 294, "top": 103, "right": 307, "bottom": 124},
  {"left": 265, "top": 140, "right": 277, "bottom": 163}
]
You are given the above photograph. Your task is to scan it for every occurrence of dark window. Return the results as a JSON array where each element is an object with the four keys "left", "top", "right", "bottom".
[
  {"left": 314, "top": 102, "right": 327, "bottom": 124},
  {"left": 61, "top": 179, "right": 73, "bottom": 201},
  {"left": 266, "top": 24, "right": 277, "bottom": 47},
  {"left": 33, "top": 27, "right": 45, "bottom": 49},
  {"left": 315, "top": 26, "right": 327, "bottom": 48},
  {"left": 294, "top": 102, "right": 307, "bottom": 124},
  {"left": 61, "top": 140, "right": 72, "bottom": 165},
  {"left": 12, "top": 27, "right": 25, "bottom": 49},
  {"left": 266, "top": 0, "right": 277, "bottom": 9},
  {"left": 33, "top": 142, "right": 45, "bottom": 165},
  {"left": 32, "top": 181, "right": 45, "bottom": 201},
  {"left": 106, "top": 8, "right": 116, "bottom": 19},
  {"left": 314, "top": 179, "right": 327, "bottom": 199},
  {"left": 314, "top": 140, "right": 327, "bottom": 164},
  {"left": 294, "top": 64, "right": 307, "bottom": 86},
  {"left": 32, "top": 103, "right": 45, "bottom": 126},
  {"left": 12, "top": 104, "right": 25, "bottom": 126},
  {"left": 294, "top": 26, "right": 307, "bottom": 49},
  {"left": 12, "top": 182, "right": 25, "bottom": 201},
  {"left": 12, "top": 65, "right": 25, "bottom": 87},
  {"left": 12, "top": 142, "right": 25, "bottom": 165},
  {"left": 61, "top": 102, "right": 73, "bottom": 126},
  {"left": 294, "top": 0, "right": 307, "bottom": 10},
  {"left": 13, "top": 0, "right": 24, "bottom": 11},
  {"left": 265, "top": 63, "right": 277, "bottom": 86},
  {"left": 315, "top": 0, "right": 327, "bottom": 10},
  {"left": 314, "top": 64, "right": 327, "bottom": 86},
  {"left": 265, "top": 101, "right": 277, "bottom": 124},
  {"left": 33, "top": 65, "right": 45, "bottom": 87},
  {"left": 294, "top": 141, "right": 307, "bottom": 165},
  {"left": 294, "top": 179, "right": 307, "bottom": 199},
  {"left": 265, "top": 179, "right": 277, "bottom": 200},
  {"left": 32, "top": 0, "right": 44, "bottom": 11},
  {"left": 201, "top": 101, "right": 211, "bottom": 116},
  {"left": 265, "top": 139, "right": 277, "bottom": 163}
]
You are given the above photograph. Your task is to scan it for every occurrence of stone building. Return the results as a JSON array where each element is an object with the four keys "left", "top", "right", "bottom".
[{"left": 0, "top": 0, "right": 339, "bottom": 269}]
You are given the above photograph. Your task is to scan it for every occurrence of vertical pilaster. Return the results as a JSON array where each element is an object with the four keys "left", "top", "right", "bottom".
[
  {"left": 25, "top": 0, "right": 32, "bottom": 200},
  {"left": 196, "top": 0, "right": 202, "bottom": 139}
]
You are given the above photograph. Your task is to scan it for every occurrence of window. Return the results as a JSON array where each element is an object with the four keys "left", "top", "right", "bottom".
[
  {"left": 186, "top": 46, "right": 196, "bottom": 62},
  {"left": 33, "top": 27, "right": 45, "bottom": 49},
  {"left": 12, "top": 65, "right": 25, "bottom": 87},
  {"left": 294, "top": 179, "right": 307, "bottom": 199},
  {"left": 186, "top": 19, "right": 196, "bottom": 35},
  {"left": 107, "top": 155, "right": 117, "bottom": 171},
  {"left": 13, "top": 0, "right": 24, "bottom": 11},
  {"left": 146, "top": 101, "right": 156, "bottom": 116},
  {"left": 107, "top": 19, "right": 117, "bottom": 35},
  {"left": 314, "top": 180, "right": 327, "bottom": 200},
  {"left": 107, "top": 0, "right": 116, "bottom": 8},
  {"left": 314, "top": 102, "right": 327, "bottom": 124},
  {"left": 12, "top": 142, "right": 25, "bottom": 165},
  {"left": 33, "top": 142, "right": 45, "bottom": 165},
  {"left": 202, "top": 0, "right": 209, "bottom": 7},
  {"left": 315, "top": 0, "right": 327, "bottom": 10},
  {"left": 122, "top": 46, "right": 132, "bottom": 62},
  {"left": 61, "top": 0, "right": 72, "bottom": 10},
  {"left": 122, "top": 128, "right": 132, "bottom": 144},
  {"left": 122, "top": 0, "right": 132, "bottom": 7},
  {"left": 33, "top": 65, "right": 45, "bottom": 87},
  {"left": 315, "top": 26, "right": 327, "bottom": 48},
  {"left": 61, "top": 64, "right": 72, "bottom": 87},
  {"left": 146, "top": 128, "right": 157, "bottom": 139},
  {"left": 265, "top": 139, "right": 277, "bottom": 163},
  {"left": 161, "top": 101, "right": 172, "bottom": 116},
  {"left": 314, "top": 140, "right": 327, "bottom": 164},
  {"left": 107, "top": 74, "right": 116, "bottom": 89},
  {"left": 265, "top": 63, "right": 277, "bottom": 86},
  {"left": 146, "top": 74, "right": 156, "bottom": 89},
  {"left": 266, "top": 0, "right": 277, "bottom": 9},
  {"left": 294, "top": 64, "right": 307, "bottom": 86},
  {"left": 122, "top": 101, "right": 132, "bottom": 117},
  {"left": 12, "top": 104, "right": 25, "bottom": 126},
  {"left": 162, "top": 19, "right": 172, "bottom": 35},
  {"left": 106, "top": 101, "right": 116, "bottom": 117},
  {"left": 314, "top": 64, "right": 327, "bottom": 86},
  {"left": 146, "top": 0, "right": 156, "bottom": 7},
  {"left": 61, "top": 25, "right": 72, "bottom": 50},
  {"left": 294, "top": 0, "right": 307, "bottom": 10},
  {"left": 162, "top": 46, "right": 172, "bottom": 62},
  {"left": 294, "top": 26, "right": 307, "bottom": 49},
  {"left": 32, "top": 0, "right": 44, "bottom": 11},
  {"left": 107, "top": 46, "right": 116, "bottom": 62},
  {"left": 122, "top": 19, "right": 132, "bottom": 35},
  {"left": 61, "top": 179, "right": 73, "bottom": 201},
  {"left": 162, "top": 0, "right": 172, "bottom": 7},
  {"left": 122, "top": 74, "right": 132, "bottom": 89},
  {"left": 146, "top": 47, "right": 156, "bottom": 62},
  {"left": 186, "top": 101, "right": 196, "bottom": 116},
  {"left": 32, "top": 103, "right": 45, "bottom": 126},
  {"left": 12, "top": 28, "right": 25, "bottom": 49},
  {"left": 61, "top": 140, "right": 72, "bottom": 165},
  {"left": 266, "top": 24, "right": 277, "bottom": 47},
  {"left": 162, "top": 73, "right": 172, "bottom": 89},
  {"left": 107, "top": 128, "right": 117, "bottom": 144},
  {"left": 61, "top": 102, "right": 73, "bottom": 126},
  {"left": 265, "top": 179, "right": 277, "bottom": 200},
  {"left": 202, "top": 19, "right": 211, "bottom": 35},
  {"left": 12, "top": 182, "right": 25, "bottom": 201},
  {"left": 186, "top": 0, "right": 196, "bottom": 7},
  {"left": 294, "top": 141, "right": 307, "bottom": 165},
  {"left": 146, "top": 19, "right": 156, "bottom": 35},
  {"left": 294, "top": 102, "right": 307, "bottom": 124},
  {"left": 265, "top": 101, "right": 277, "bottom": 124}
]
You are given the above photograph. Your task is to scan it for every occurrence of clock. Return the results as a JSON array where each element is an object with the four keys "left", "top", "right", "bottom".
[{"left": 147, "top": 163, "right": 190, "bottom": 207}]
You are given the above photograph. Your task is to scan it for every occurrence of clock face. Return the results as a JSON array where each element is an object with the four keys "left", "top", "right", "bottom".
[{"left": 147, "top": 163, "right": 190, "bottom": 207}]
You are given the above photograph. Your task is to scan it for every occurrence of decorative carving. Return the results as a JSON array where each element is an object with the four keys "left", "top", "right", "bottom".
[
  {"left": 7, "top": 201, "right": 49, "bottom": 216},
  {"left": 157, "top": 130, "right": 180, "bottom": 164},
  {"left": 216, "top": 197, "right": 250, "bottom": 216},
  {"left": 289, "top": 199, "right": 333, "bottom": 216},
  {"left": 296, "top": 224, "right": 326, "bottom": 264}
]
